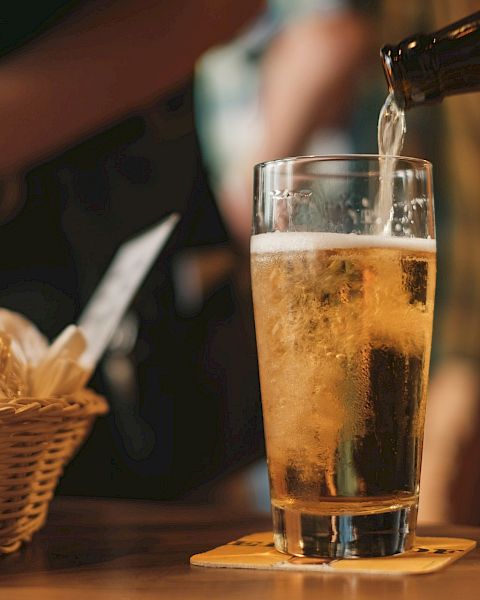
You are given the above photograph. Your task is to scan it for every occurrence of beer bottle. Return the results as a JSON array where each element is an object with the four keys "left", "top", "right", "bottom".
[{"left": 381, "top": 11, "right": 480, "bottom": 109}]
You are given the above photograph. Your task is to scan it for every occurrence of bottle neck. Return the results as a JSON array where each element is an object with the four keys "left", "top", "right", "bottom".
[{"left": 381, "top": 11, "right": 480, "bottom": 109}]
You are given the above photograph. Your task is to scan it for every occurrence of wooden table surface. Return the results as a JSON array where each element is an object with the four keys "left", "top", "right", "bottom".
[{"left": 0, "top": 496, "right": 479, "bottom": 599}]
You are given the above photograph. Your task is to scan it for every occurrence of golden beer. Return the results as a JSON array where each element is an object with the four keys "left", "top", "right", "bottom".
[{"left": 251, "top": 231, "right": 436, "bottom": 556}]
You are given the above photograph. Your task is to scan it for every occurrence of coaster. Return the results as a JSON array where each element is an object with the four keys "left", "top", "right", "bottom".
[{"left": 190, "top": 532, "right": 476, "bottom": 575}]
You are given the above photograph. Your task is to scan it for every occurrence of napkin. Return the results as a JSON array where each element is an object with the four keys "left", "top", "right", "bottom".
[{"left": 0, "top": 310, "right": 90, "bottom": 398}]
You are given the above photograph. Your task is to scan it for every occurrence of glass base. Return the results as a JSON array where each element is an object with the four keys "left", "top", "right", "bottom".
[{"left": 272, "top": 501, "right": 417, "bottom": 558}]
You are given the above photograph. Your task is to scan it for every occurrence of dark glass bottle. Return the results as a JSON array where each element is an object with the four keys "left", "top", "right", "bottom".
[{"left": 381, "top": 11, "right": 480, "bottom": 109}]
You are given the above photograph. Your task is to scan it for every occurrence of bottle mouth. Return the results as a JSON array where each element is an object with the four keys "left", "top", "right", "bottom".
[
  {"left": 380, "top": 45, "right": 407, "bottom": 109},
  {"left": 380, "top": 46, "right": 395, "bottom": 90}
]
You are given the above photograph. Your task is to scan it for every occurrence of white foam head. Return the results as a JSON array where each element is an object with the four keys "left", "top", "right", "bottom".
[{"left": 251, "top": 232, "right": 436, "bottom": 254}]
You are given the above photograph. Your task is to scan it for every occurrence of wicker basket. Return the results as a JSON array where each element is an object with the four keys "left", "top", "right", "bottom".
[{"left": 0, "top": 389, "right": 108, "bottom": 554}]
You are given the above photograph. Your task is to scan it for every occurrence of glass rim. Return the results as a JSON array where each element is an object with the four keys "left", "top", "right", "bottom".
[{"left": 255, "top": 153, "right": 432, "bottom": 170}]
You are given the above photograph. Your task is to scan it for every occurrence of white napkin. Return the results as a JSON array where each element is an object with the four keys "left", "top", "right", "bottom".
[
  {"left": 0, "top": 310, "right": 89, "bottom": 398},
  {"left": 30, "top": 325, "right": 91, "bottom": 396}
]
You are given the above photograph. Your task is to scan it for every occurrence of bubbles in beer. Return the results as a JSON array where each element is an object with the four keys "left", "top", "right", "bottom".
[{"left": 251, "top": 232, "right": 435, "bottom": 514}]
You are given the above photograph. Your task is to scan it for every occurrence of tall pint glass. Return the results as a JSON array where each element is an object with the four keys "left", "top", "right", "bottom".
[{"left": 250, "top": 155, "right": 436, "bottom": 558}]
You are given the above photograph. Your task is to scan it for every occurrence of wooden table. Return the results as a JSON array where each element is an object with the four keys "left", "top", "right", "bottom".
[{"left": 0, "top": 497, "right": 479, "bottom": 599}]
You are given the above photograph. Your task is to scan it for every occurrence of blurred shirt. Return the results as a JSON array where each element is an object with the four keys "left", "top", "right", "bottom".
[{"left": 195, "top": 0, "right": 354, "bottom": 194}]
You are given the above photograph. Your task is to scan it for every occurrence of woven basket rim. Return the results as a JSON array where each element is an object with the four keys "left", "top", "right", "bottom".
[{"left": 0, "top": 389, "right": 108, "bottom": 421}]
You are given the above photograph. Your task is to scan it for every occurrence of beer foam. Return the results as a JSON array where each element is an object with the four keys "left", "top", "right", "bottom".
[{"left": 251, "top": 232, "right": 436, "bottom": 254}]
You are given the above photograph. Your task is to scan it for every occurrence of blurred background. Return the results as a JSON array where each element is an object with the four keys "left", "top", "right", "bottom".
[{"left": 0, "top": 0, "right": 478, "bottom": 524}]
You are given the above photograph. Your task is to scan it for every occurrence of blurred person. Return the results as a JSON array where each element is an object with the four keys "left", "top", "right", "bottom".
[
  {"left": 415, "top": 0, "right": 480, "bottom": 526},
  {"left": 194, "top": 0, "right": 379, "bottom": 509},
  {"left": 0, "top": 0, "right": 267, "bottom": 501},
  {"left": 203, "top": 0, "right": 480, "bottom": 521},
  {"left": 195, "top": 0, "right": 480, "bottom": 517},
  {"left": 374, "top": 0, "right": 480, "bottom": 526}
]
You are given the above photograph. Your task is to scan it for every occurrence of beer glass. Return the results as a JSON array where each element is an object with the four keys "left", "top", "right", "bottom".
[{"left": 250, "top": 155, "right": 436, "bottom": 558}]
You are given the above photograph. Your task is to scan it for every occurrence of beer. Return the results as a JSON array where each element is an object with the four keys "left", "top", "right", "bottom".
[{"left": 251, "top": 231, "right": 436, "bottom": 556}]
